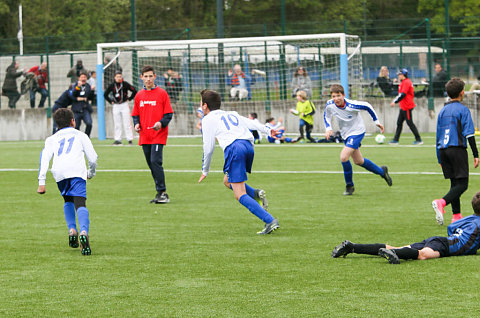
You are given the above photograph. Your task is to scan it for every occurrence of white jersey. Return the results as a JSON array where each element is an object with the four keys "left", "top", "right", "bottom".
[
  {"left": 323, "top": 97, "right": 380, "bottom": 138},
  {"left": 38, "top": 127, "right": 98, "bottom": 185},
  {"left": 201, "top": 110, "right": 271, "bottom": 176}
]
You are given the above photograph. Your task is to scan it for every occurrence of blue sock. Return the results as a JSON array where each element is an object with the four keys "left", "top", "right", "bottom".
[
  {"left": 63, "top": 202, "right": 77, "bottom": 231},
  {"left": 341, "top": 161, "right": 354, "bottom": 186},
  {"left": 285, "top": 137, "right": 293, "bottom": 143},
  {"left": 239, "top": 194, "right": 274, "bottom": 223},
  {"left": 77, "top": 207, "right": 90, "bottom": 234},
  {"left": 231, "top": 184, "right": 256, "bottom": 199},
  {"left": 361, "top": 158, "right": 384, "bottom": 176}
]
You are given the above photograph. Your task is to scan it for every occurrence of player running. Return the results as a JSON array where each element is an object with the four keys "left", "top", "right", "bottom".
[
  {"left": 323, "top": 84, "right": 392, "bottom": 195},
  {"left": 198, "top": 89, "right": 280, "bottom": 235},
  {"left": 332, "top": 192, "right": 480, "bottom": 264},
  {"left": 37, "top": 108, "right": 97, "bottom": 255}
]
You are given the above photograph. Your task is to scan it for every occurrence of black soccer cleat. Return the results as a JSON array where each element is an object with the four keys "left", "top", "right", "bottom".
[
  {"left": 378, "top": 248, "right": 400, "bottom": 264},
  {"left": 257, "top": 219, "right": 280, "bottom": 235},
  {"left": 69, "top": 230, "right": 79, "bottom": 248},
  {"left": 381, "top": 166, "right": 392, "bottom": 186},
  {"left": 331, "top": 240, "right": 354, "bottom": 258},
  {"left": 343, "top": 185, "right": 355, "bottom": 196},
  {"left": 79, "top": 232, "right": 91, "bottom": 256},
  {"left": 150, "top": 192, "right": 170, "bottom": 204}
]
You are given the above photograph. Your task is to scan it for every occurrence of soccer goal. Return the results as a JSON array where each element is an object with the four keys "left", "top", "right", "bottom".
[{"left": 96, "top": 33, "right": 362, "bottom": 140}]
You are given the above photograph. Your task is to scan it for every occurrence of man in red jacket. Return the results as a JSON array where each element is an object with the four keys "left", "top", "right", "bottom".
[
  {"left": 389, "top": 68, "right": 423, "bottom": 145},
  {"left": 132, "top": 65, "right": 174, "bottom": 204},
  {"left": 28, "top": 62, "right": 48, "bottom": 108}
]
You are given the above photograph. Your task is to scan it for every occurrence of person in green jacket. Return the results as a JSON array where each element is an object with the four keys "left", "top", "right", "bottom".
[{"left": 290, "top": 90, "right": 316, "bottom": 143}]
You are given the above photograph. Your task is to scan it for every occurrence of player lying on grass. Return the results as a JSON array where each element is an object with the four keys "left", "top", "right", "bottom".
[
  {"left": 332, "top": 192, "right": 480, "bottom": 264},
  {"left": 323, "top": 84, "right": 392, "bottom": 195},
  {"left": 265, "top": 117, "right": 297, "bottom": 144},
  {"left": 198, "top": 89, "right": 280, "bottom": 235},
  {"left": 37, "top": 108, "right": 97, "bottom": 255}
]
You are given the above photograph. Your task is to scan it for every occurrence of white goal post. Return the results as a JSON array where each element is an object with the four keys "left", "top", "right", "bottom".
[{"left": 96, "top": 33, "right": 361, "bottom": 140}]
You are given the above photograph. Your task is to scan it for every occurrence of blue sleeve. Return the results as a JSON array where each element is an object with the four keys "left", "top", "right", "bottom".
[
  {"left": 462, "top": 108, "right": 475, "bottom": 138},
  {"left": 436, "top": 115, "right": 442, "bottom": 163}
]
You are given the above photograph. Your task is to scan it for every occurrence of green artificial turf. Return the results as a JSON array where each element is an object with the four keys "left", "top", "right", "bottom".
[{"left": 1, "top": 134, "right": 479, "bottom": 317}]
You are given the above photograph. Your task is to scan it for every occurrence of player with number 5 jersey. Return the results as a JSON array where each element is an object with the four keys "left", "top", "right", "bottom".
[
  {"left": 37, "top": 108, "right": 98, "bottom": 255},
  {"left": 198, "top": 89, "right": 280, "bottom": 235}
]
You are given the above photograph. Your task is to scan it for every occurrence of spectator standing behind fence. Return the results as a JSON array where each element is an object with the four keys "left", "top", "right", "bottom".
[
  {"left": 291, "top": 66, "right": 312, "bottom": 99},
  {"left": 67, "top": 60, "right": 88, "bottom": 84},
  {"left": 103, "top": 56, "right": 123, "bottom": 89},
  {"left": 104, "top": 71, "right": 137, "bottom": 145},
  {"left": 227, "top": 64, "right": 255, "bottom": 101},
  {"left": 389, "top": 69, "right": 423, "bottom": 145},
  {"left": 376, "top": 66, "right": 397, "bottom": 96},
  {"left": 70, "top": 72, "right": 94, "bottom": 137},
  {"left": 432, "top": 63, "right": 448, "bottom": 97},
  {"left": 28, "top": 62, "right": 48, "bottom": 108},
  {"left": 163, "top": 68, "right": 183, "bottom": 103},
  {"left": 2, "top": 61, "right": 25, "bottom": 109}
]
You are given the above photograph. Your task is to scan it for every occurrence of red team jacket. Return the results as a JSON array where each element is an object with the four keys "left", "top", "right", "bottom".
[
  {"left": 398, "top": 77, "right": 416, "bottom": 111},
  {"left": 132, "top": 87, "right": 173, "bottom": 145}
]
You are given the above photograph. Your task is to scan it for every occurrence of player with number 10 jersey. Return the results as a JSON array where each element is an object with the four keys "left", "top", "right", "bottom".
[{"left": 198, "top": 89, "right": 280, "bottom": 235}]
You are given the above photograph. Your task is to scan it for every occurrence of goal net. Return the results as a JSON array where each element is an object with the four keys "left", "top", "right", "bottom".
[{"left": 96, "top": 33, "right": 362, "bottom": 139}]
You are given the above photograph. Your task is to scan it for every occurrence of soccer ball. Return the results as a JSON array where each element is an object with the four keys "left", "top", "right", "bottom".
[{"left": 375, "top": 134, "right": 386, "bottom": 144}]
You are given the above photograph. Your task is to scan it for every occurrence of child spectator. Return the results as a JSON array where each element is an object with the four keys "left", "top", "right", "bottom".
[{"left": 290, "top": 90, "right": 316, "bottom": 143}]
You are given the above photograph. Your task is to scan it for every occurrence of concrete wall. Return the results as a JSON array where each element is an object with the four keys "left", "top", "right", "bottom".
[{"left": 1, "top": 96, "right": 478, "bottom": 141}]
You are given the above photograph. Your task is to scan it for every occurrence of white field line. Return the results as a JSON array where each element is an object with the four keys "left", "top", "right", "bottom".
[{"left": 4, "top": 168, "right": 480, "bottom": 176}]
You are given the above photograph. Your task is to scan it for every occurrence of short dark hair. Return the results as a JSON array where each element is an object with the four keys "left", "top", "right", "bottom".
[
  {"left": 90, "top": 71, "right": 96, "bottom": 75},
  {"left": 472, "top": 192, "right": 480, "bottom": 215},
  {"left": 445, "top": 77, "right": 465, "bottom": 99},
  {"left": 200, "top": 89, "right": 221, "bottom": 110},
  {"left": 250, "top": 112, "right": 258, "bottom": 119},
  {"left": 115, "top": 70, "right": 123, "bottom": 76},
  {"left": 330, "top": 84, "right": 345, "bottom": 95},
  {"left": 141, "top": 65, "right": 155, "bottom": 75},
  {"left": 53, "top": 108, "right": 74, "bottom": 130},
  {"left": 265, "top": 117, "right": 274, "bottom": 123},
  {"left": 78, "top": 71, "right": 88, "bottom": 77}
]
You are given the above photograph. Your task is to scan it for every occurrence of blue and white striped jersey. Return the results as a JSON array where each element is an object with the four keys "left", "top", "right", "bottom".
[{"left": 323, "top": 98, "right": 380, "bottom": 139}]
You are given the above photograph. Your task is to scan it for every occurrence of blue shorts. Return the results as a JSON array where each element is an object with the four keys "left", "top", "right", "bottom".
[
  {"left": 410, "top": 236, "right": 449, "bottom": 257},
  {"left": 223, "top": 139, "right": 254, "bottom": 183},
  {"left": 343, "top": 133, "right": 365, "bottom": 149},
  {"left": 57, "top": 177, "right": 87, "bottom": 198}
]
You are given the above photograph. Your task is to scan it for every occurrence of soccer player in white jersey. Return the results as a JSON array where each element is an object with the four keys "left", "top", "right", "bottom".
[
  {"left": 37, "top": 108, "right": 98, "bottom": 255},
  {"left": 198, "top": 89, "right": 280, "bottom": 234},
  {"left": 324, "top": 84, "right": 392, "bottom": 195}
]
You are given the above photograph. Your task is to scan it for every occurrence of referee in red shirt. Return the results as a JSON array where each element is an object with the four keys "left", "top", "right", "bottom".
[
  {"left": 132, "top": 65, "right": 174, "bottom": 203},
  {"left": 389, "top": 68, "right": 423, "bottom": 145}
]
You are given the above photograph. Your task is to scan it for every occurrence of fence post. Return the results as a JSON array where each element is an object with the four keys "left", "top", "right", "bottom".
[
  {"left": 318, "top": 45, "right": 322, "bottom": 98},
  {"left": 426, "top": 18, "right": 434, "bottom": 111},
  {"left": 264, "top": 41, "right": 271, "bottom": 112},
  {"left": 45, "top": 36, "right": 52, "bottom": 117}
]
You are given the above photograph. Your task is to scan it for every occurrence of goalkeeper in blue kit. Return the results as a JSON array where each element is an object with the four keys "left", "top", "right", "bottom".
[
  {"left": 198, "top": 89, "right": 280, "bottom": 235},
  {"left": 332, "top": 192, "right": 480, "bottom": 264}
]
